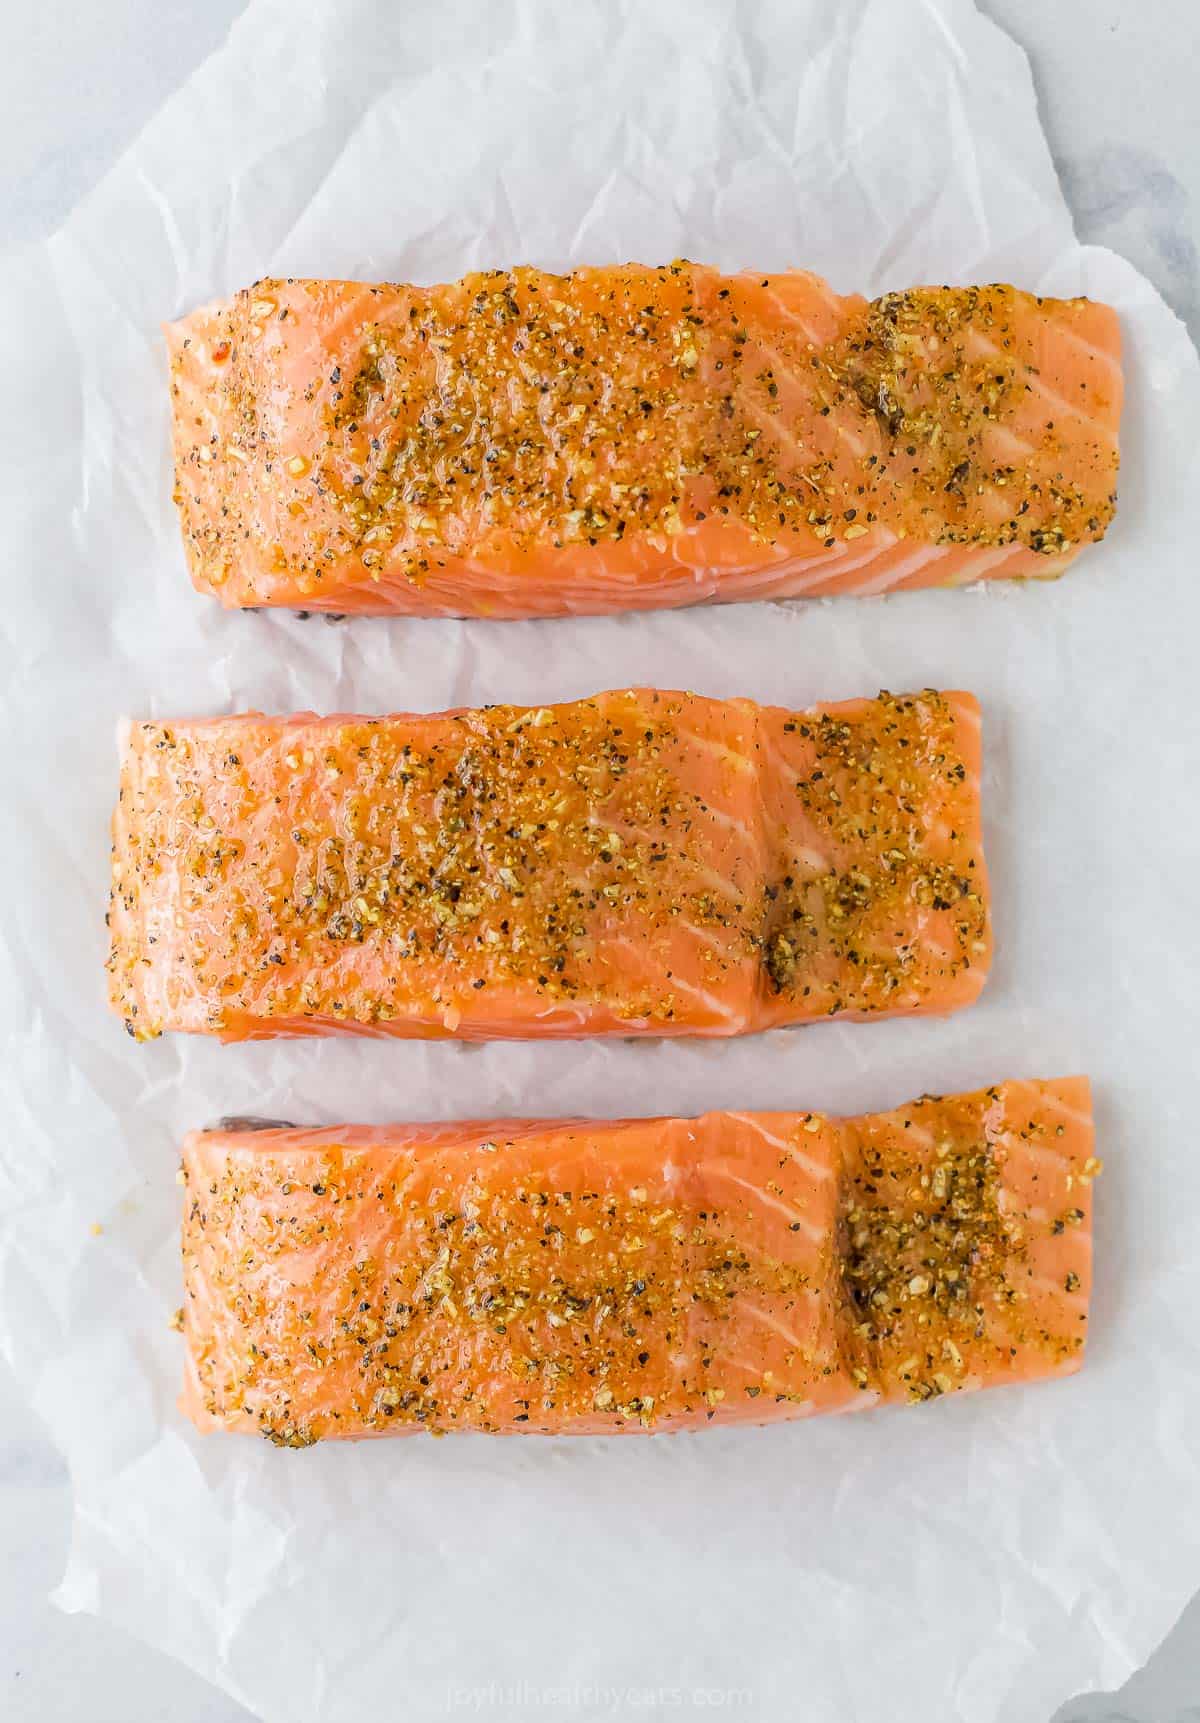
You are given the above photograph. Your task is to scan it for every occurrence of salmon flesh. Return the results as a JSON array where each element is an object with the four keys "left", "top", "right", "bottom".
[
  {"left": 180, "top": 1080, "right": 1097, "bottom": 1443},
  {"left": 108, "top": 688, "right": 989, "bottom": 1041},
  {"left": 168, "top": 266, "right": 1122, "bottom": 618}
]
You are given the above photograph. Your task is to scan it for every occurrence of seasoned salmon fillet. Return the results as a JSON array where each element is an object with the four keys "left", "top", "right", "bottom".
[
  {"left": 168, "top": 265, "right": 1122, "bottom": 618},
  {"left": 179, "top": 1079, "right": 1097, "bottom": 1444},
  {"left": 107, "top": 687, "right": 989, "bottom": 1041}
]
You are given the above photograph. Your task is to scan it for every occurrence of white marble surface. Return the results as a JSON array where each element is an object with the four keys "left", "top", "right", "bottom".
[{"left": 2, "top": 2, "right": 1198, "bottom": 1719}]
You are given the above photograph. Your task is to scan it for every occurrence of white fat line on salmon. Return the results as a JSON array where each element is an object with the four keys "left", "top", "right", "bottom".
[
  {"left": 733, "top": 361, "right": 872, "bottom": 468},
  {"left": 926, "top": 813, "right": 973, "bottom": 847},
  {"left": 907, "top": 923, "right": 959, "bottom": 969},
  {"left": 576, "top": 819, "right": 748, "bottom": 883},
  {"left": 727, "top": 1298, "right": 820, "bottom": 1354},
  {"left": 701, "top": 1165, "right": 825, "bottom": 1240},
  {"left": 731, "top": 373, "right": 862, "bottom": 472},
  {"left": 942, "top": 541, "right": 1034, "bottom": 590},
  {"left": 795, "top": 270, "right": 849, "bottom": 323},
  {"left": 562, "top": 846, "right": 747, "bottom": 915},
  {"left": 657, "top": 826, "right": 754, "bottom": 887},
  {"left": 673, "top": 920, "right": 756, "bottom": 966},
  {"left": 841, "top": 543, "right": 959, "bottom": 596},
  {"left": 603, "top": 934, "right": 745, "bottom": 1027},
  {"left": 799, "top": 552, "right": 921, "bottom": 599},
  {"left": 756, "top": 533, "right": 898, "bottom": 593},
  {"left": 995, "top": 1189, "right": 1061, "bottom": 1227},
  {"left": 972, "top": 328, "right": 1121, "bottom": 441},
  {"left": 1025, "top": 1089, "right": 1097, "bottom": 1134},
  {"left": 985, "top": 1088, "right": 1095, "bottom": 1143},
  {"left": 682, "top": 532, "right": 893, "bottom": 597},
  {"left": 747, "top": 341, "right": 874, "bottom": 464},
  {"left": 981, "top": 422, "right": 1039, "bottom": 470},
  {"left": 726, "top": 1363, "right": 819, "bottom": 1411},
  {"left": 722, "top": 1114, "right": 836, "bottom": 1183},
  {"left": 699, "top": 556, "right": 839, "bottom": 601},
  {"left": 1047, "top": 320, "right": 1124, "bottom": 377},
  {"left": 1000, "top": 1137, "right": 1095, "bottom": 1181},
  {"left": 1012, "top": 1269, "right": 1092, "bottom": 1304},
  {"left": 879, "top": 1112, "right": 939, "bottom": 1150},
  {"left": 772, "top": 842, "right": 836, "bottom": 882},
  {"left": 669, "top": 726, "right": 759, "bottom": 777},
  {"left": 1000, "top": 1268, "right": 1089, "bottom": 1302},
  {"left": 760, "top": 297, "right": 835, "bottom": 349},
  {"left": 755, "top": 278, "right": 845, "bottom": 349}
]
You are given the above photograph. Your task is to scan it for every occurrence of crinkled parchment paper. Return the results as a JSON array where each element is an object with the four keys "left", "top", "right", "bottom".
[{"left": 2, "top": 1, "right": 1199, "bottom": 1718}]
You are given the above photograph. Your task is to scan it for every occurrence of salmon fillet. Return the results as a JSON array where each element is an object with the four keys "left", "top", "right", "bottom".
[
  {"left": 167, "top": 265, "right": 1122, "bottom": 618},
  {"left": 179, "top": 1079, "right": 1097, "bottom": 1444},
  {"left": 108, "top": 687, "right": 989, "bottom": 1041}
]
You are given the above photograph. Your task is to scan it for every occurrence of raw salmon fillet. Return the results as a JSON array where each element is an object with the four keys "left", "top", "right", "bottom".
[
  {"left": 179, "top": 1079, "right": 1097, "bottom": 1444},
  {"left": 168, "top": 265, "right": 1122, "bottom": 618},
  {"left": 108, "top": 687, "right": 989, "bottom": 1041}
]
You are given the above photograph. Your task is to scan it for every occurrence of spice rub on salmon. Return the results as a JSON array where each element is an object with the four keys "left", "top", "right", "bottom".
[
  {"left": 107, "top": 687, "right": 989, "bottom": 1042},
  {"left": 168, "top": 265, "right": 1122, "bottom": 618},
  {"left": 179, "top": 1079, "right": 1097, "bottom": 1444}
]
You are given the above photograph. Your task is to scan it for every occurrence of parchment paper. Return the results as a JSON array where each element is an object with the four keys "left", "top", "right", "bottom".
[{"left": 2, "top": 1, "right": 1199, "bottom": 1719}]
